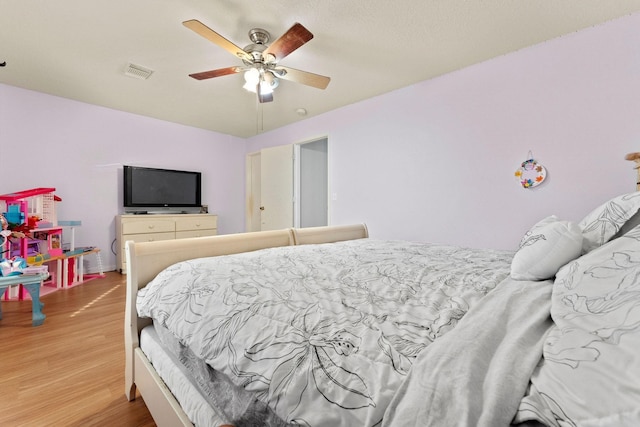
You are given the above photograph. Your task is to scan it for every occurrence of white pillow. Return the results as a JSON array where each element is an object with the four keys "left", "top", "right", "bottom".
[
  {"left": 511, "top": 215, "right": 583, "bottom": 281},
  {"left": 515, "top": 224, "right": 640, "bottom": 426},
  {"left": 579, "top": 191, "right": 640, "bottom": 253}
]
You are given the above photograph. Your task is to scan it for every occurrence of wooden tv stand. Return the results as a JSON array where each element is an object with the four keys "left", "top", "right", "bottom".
[{"left": 115, "top": 213, "right": 217, "bottom": 273}]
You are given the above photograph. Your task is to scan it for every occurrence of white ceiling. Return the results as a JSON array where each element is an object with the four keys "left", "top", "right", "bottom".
[{"left": 2, "top": 1, "right": 639, "bottom": 139}]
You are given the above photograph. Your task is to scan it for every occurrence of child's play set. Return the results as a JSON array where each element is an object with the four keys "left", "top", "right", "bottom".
[{"left": 0, "top": 187, "right": 103, "bottom": 303}]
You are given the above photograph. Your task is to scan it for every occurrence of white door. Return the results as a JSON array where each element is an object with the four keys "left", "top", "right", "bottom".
[
  {"left": 260, "top": 144, "right": 293, "bottom": 231},
  {"left": 245, "top": 152, "right": 262, "bottom": 232}
]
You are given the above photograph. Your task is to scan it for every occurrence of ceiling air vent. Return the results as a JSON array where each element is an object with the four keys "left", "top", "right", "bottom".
[{"left": 124, "top": 63, "right": 154, "bottom": 80}]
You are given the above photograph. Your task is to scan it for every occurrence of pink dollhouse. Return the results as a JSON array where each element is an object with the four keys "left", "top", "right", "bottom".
[
  {"left": 0, "top": 188, "right": 104, "bottom": 301},
  {"left": 0, "top": 187, "right": 63, "bottom": 259}
]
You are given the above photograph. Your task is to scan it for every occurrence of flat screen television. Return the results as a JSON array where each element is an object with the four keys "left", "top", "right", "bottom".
[{"left": 123, "top": 165, "right": 202, "bottom": 209}]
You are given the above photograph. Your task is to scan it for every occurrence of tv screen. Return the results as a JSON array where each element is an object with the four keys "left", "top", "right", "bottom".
[{"left": 123, "top": 165, "right": 202, "bottom": 208}]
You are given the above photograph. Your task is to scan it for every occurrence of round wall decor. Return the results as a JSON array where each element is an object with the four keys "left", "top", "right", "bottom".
[{"left": 515, "top": 156, "right": 547, "bottom": 189}]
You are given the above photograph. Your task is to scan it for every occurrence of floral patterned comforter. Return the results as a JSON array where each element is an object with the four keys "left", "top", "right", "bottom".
[{"left": 137, "top": 239, "right": 513, "bottom": 426}]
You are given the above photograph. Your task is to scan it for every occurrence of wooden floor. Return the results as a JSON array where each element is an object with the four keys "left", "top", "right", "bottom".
[{"left": 0, "top": 272, "right": 156, "bottom": 427}]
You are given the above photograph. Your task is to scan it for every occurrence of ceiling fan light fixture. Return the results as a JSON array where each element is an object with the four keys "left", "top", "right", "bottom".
[
  {"left": 242, "top": 81, "right": 256, "bottom": 93},
  {"left": 261, "top": 72, "right": 279, "bottom": 93},
  {"left": 244, "top": 68, "right": 260, "bottom": 85},
  {"left": 243, "top": 69, "right": 279, "bottom": 94},
  {"left": 263, "top": 71, "right": 279, "bottom": 91},
  {"left": 259, "top": 79, "right": 274, "bottom": 95}
]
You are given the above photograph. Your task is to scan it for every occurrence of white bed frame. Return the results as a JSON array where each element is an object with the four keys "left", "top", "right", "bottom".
[{"left": 124, "top": 224, "right": 369, "bottom": 427}]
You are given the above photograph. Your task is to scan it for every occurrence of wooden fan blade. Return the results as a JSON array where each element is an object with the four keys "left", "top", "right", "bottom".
[
  {"left": 276, "top": 66, "right": 330, "bottom": 89},
  {"left": 183, "top": 19, "right": 251, "bottom": 62},
  {"left": 188, "top": 66, "right": 241, "bottom": 80},
  {"left": 263, "top": 23, "right": 313, "bottom": 62}
]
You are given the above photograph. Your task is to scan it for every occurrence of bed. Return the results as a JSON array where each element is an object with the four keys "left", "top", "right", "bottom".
[{"left": 125, "top": 192, "right": 640, "bottom": 427}]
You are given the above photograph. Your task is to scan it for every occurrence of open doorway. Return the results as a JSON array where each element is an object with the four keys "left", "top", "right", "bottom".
[
  {"left": 246, "top": 137, "right": 328, "bottom": 231},
  {"left": 294, "top": 138, "right": 328, "bottom": 228}
]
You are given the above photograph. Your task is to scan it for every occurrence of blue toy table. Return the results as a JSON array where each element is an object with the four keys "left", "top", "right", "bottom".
[{"left": 0, "top": 273, "right": 47, "bottom": 326}]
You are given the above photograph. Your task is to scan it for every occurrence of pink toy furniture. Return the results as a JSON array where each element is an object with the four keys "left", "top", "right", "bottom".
[{"left": 0, "top": 188, "right": 60, "bottom": 259}]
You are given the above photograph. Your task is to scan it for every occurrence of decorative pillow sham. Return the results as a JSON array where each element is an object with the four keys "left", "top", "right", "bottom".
[
  {"left": 511, "top": 215, "right": 583, "bottom": 281},
  {"left": 514, "top": 224, "right": 640, "bottom": 427},
  {"left": 611, "top": 207, "right": 640, "bottom": 240},
  {"left": 579, "top": 191, "right": 640, "bottom": 253}
]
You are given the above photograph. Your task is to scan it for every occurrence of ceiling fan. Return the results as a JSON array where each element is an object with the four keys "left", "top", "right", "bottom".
[{"left": 183, "top": 19, "right": 331, "bottom": 103}]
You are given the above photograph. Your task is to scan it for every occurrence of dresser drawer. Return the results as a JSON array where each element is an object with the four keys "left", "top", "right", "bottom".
[
  {"left": 176, "top": 229, "right": 217, "bottom": 239},
  {"left": 122, "top": 232, "right": 175, "bottom": 245},
  {"left": 120, "top": 231, "right": 175, "bottom": 272},
  {"left": 175, "top": 216, "right": 218, "bottom": 232},
  {"left": 117, "top": 213, "right": 218, "bottom": 274},
  {"left": 121, "top": 219, "right": 175, "bottom": 235}
]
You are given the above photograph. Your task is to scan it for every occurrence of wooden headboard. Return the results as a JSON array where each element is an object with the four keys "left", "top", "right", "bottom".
[{"left": 292, "top": 223, "right": 369, "bottom": 245}]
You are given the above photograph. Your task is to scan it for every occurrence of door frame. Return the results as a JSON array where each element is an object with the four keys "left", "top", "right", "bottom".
[{"left": 245, "top": 136, "right": 329, "bottom": 232}]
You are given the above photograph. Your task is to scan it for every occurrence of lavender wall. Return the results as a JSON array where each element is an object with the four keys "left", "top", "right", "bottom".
[
  {"left": 1, "top": 12, "right": 639, "bottom": 275},
  {"left": 247, "top": 13, "right": 640, "bottom": 250},
  {"left": 0, "top": 84, "right": 247, "bottom": 272}
]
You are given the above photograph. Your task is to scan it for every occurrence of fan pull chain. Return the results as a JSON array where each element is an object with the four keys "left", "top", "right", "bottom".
[{"left": 256, "top": 99, "right": 264, "bottom": 133}]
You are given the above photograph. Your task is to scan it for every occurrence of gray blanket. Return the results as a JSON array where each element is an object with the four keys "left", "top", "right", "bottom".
[
  {"left": 382, "top": 278, "right": 553, "bottom": 427},
  {"left": 154, "top": 322, "right": 289, "bottom": 426}
]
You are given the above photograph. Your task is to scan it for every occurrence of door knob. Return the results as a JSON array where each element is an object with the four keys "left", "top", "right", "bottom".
[{"left": 259, "top": 206, "right": 265, "bottom": 211}]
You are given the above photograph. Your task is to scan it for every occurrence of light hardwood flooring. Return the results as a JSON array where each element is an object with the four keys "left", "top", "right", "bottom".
[{"left": 0, "top": 272, "right": 156, "bottom": 427}]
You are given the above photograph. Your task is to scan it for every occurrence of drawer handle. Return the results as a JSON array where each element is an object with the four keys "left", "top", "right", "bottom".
[{"left": 148, "top": 225, "right": 155, "bottom": 229}]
